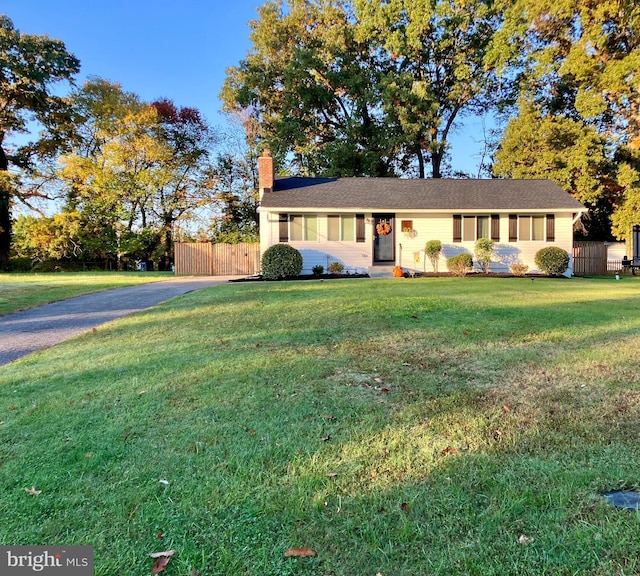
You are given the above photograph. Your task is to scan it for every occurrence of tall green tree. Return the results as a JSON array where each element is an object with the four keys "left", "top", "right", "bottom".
[
  {"left": 491, "top": 0, "right": 640, "bottom": 146},
  {"left": 494, "top": 98, "right": 618, "bottom": 239},
  {"left": 0, "top": 14, "right": 80, "bottom": 269},
  {"left": 489, "top": 0, "right": 640, "bottom": 244},
  {"left": 223, "top": 0, "right": 505, "bottom": 178},
  {"left": 221, "top": 0, "right": 398, "bottom": 177},
  {"left": 354, "top": 0, "right": 504, "bottom": 177},
  {"left": 209, "top": 153, "right": 259, "bottom": 244}
]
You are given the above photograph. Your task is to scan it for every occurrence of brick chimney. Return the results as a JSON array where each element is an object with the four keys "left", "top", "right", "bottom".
[{"left": 258, "top": 149, "right": 274, "bottom": 195}]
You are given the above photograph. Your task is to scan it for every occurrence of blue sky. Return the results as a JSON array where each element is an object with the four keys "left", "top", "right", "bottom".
[
  {"left": 4, "top": 0, "right": 489, "bottom": 176},
  {"left": 3, "top": 0, "right": 264, "bottom": 127}
]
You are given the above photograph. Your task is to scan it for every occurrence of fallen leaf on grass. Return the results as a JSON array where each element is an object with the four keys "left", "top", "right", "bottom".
[
  {"left": 149, "top": 550, "right": 175, "bottom": 574},
  {"left": 326, "top": 472, "right": 338, "bottom": 478},
  {"left": 284, "top": 547, "right": 316, "bottom": 558},
  {"left": 400, "top": 502, "right": 409, "bottom": 512},
  {"left": 518, "top": 534, "right": 533, "bottom": 545},
  {"left": 151, "top": 556, "right": 171, "bottom": 575},
  {"left": 25, "top": 486, "right": 41, "bottom": 496},
  {"left": 441, "top": 446, "right": 458, "bottom": 455},
  {"left": 503, "top": 405, "right": 510, "bottom": 412}
]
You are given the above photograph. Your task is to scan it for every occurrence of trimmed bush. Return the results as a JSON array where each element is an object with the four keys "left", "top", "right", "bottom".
[
  {"left": 327, "top": 261, "right": 344, "bottom": 274},
  {"left": 261, "top": 244, "right": 303, "bottom": 279},
  {"left": 534, "top": 247, "right": 570, "bottom": 276},
  {"left": 312, "top": 264, "right": 324, "bottom": 276},
  {"left": 474, "top": 238, "right": 494, "bottom": 273},
  {"left": 424, "top": 240, "right": 442, "bottom": 272},
  {"left": 447, "top": 253, "right": 473, "bottom": 277}
]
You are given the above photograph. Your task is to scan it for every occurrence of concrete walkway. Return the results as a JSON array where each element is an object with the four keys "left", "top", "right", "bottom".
[{"left": 0, "top": 276, "right": 240, "bottom": 366}]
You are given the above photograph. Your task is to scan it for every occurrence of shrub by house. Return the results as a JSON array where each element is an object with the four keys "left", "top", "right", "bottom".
[{"left": 261, "top": 244, "right": 303, "bottom": 279}]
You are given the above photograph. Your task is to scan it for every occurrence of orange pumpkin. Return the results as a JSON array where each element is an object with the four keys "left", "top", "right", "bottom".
[{"left": 393, "top": 266, "right": 404, "bottom": 277}]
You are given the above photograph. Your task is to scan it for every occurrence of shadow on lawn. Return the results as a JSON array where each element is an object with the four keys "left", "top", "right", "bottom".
[{"left": 1, "top": 280, "right": 639, "bottom": 574}]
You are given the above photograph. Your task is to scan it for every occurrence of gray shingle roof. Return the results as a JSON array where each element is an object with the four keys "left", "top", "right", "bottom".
[{"left": 260, "top": 177, "right": 585, "bottom": 212}]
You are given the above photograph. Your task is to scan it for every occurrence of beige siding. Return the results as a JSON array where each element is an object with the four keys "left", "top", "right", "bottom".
[{"left": 262, "top": 211, "right": 577, "bottom": 276}]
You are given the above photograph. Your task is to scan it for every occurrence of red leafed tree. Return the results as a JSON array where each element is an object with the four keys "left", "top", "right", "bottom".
[{"left": 149, "top": 99, "right": 218, "bottom": 270}]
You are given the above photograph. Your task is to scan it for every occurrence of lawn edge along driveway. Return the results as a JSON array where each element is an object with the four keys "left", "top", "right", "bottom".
[{"left": 0, "top": 277, "right": 239, "bottom": 366}]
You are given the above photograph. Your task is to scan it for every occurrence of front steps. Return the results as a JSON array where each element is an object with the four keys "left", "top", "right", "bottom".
[{"left": 368, "top": 265, "right": 396, "bottom": 278}]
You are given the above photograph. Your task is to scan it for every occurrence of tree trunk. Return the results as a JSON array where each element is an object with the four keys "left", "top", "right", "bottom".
[
  {"left": 431, "top": 150, "right": 443, "bottom": 179},
  {"left": 416, "top": 143, "right": 425, "bottom": 179},
  {"left": 159, "top": 220, "right": 173, "bottom": 271},
  {"left": 0, "top": 145, "right": 11, "bottom": 271}
]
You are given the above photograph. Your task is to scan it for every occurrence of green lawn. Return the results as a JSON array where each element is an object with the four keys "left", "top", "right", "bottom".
[
  {"left": 0, "top": 272, "right": 173, "bottom": 316},
  {"left": 0, "top": 276, "right": 639, "bottom": 575}
]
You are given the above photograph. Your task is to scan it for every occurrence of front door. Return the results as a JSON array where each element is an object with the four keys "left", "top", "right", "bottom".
[{"left": 373, "top": 214, "right": 395, "bottom": 263}]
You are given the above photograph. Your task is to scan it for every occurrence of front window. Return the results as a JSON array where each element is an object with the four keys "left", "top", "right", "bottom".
[
  {"left": 328, "top": 215, "right": 355, "bottom": 241},
  {"left": 518, "top": 215, "right": 547, "bottom": 241},
  {"left": 290, "top": 214, "right": 317, "bottom": 241},
  {"left": 456, "top": 214, "right": 496, "bottom": 242}
]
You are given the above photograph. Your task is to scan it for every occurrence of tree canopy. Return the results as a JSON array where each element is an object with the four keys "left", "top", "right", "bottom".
[
  {"left": 0, "top": 14, "right": 80, "bottom": 269},
  {"left": 489, "top": 0, "right": 640, "bottom": 243},
  {"left": 57, "top": 80, "right": 219, "bottom": 270},
  {"left": 3, "top": 1, "right": 640, "bottom": 263},
  {"left": 222, "top": 0, "right": 505, "bottom": 178}
]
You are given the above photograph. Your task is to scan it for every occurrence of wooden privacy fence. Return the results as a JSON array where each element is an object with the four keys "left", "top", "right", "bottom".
[
  {"left": 175, "top": 242, "right": 260, "bottom": 276},
  {"left": 572, "top": 241, "right": 608, "bottom": 276}
]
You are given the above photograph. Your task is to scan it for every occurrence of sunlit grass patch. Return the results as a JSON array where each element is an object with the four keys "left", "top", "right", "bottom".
[
  {"left": 0, "top": 277, "right": 639, "bottom": 575},
  {"left": 0, "top": 271, "right": 172, "bottom": 315}
]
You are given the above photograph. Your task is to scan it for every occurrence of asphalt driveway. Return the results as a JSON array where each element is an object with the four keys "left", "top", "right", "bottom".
[{"left": 0, "top": 276, "right": 239, "bottom": 366}]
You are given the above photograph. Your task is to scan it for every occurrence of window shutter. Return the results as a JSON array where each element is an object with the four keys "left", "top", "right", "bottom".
[
  {"left": 356, "top": 214, "right": 365, "bottom": 242},
  {"left": 508, "top": 214, "right": 518, "bottom": 242},
  {"left": 453, "top": 215, "right": 462, "bottom": 242},
  {"left": 279, "top": 213, "right": 289, "bottom": 242},
  {"left": 546, "top": 214, "right": 555, "bottom": 242},
  {"left": 491, "top": 214, "right": 500, "bottom": 241}
]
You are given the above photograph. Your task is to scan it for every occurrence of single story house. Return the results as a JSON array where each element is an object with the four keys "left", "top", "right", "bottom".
[{"left": 257, "top": 151, "right": 587, "bottom": 276}]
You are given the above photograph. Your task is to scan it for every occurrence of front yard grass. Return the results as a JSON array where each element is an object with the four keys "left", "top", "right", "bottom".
[
  {"left": 0, "top": 272, "right": 173, "bottom": 316},
  {"left": 0, "top": 276, "right": 639, "bottom": 575}
]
